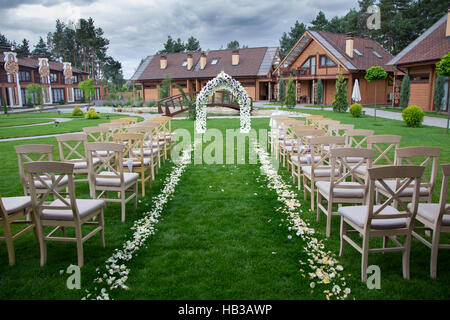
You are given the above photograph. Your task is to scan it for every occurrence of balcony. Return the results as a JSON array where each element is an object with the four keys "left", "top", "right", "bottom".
[
  {"left": 0, "top": 74, "right": 11, "bottom": 83},
  {"left": 281, "top": 68, "right": 310, "bottom": 78}
]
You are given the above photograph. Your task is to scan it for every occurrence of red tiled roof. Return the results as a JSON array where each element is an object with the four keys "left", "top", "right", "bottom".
[
  {"left": 0, "top": 53, "right": 86, "bottom": 74},
  {"left": 394, "top": 16, "right": 450, "bottom": 65},
  {"left": 314, "top": 31, "right": 394, "bottom": 72},
  {"left": 137, "top": 47, "right": 270, "bottom": 81}
]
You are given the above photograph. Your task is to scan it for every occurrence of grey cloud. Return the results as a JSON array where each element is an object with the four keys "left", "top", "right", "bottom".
[{"left": 0, "top": 0, "right": 97, "bottom": 9}]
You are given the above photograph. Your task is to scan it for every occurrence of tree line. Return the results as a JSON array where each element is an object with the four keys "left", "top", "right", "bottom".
[{"left": 0, "top": 17, "right": 124, "bottom": 87}]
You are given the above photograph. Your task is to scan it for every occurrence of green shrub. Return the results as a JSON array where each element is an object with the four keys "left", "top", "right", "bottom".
[
  {"left": 85, "top": 108, "right": 100, "bottom": 119},
  {"left": 284, "top": 75, "right": 296, "bottom": 108},
  {"left": 402, "top": 105, "right": 424, "bottom": 127},
  {"left": 332, "top": 74, "right": 348, "bottom": 112},
  {"left": 349, "top": 103, "right": 363, "bottom": 117},
  {"left": 71, "top": 106, "right": 84, "bottom": 116}
]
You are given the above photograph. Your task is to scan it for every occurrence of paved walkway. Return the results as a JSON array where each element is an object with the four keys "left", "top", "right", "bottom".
[{"left": 253, "top": 101, "right": 449, "bottom": 128}]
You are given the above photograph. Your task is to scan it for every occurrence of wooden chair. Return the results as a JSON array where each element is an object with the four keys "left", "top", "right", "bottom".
[
  {"left": 328, "top": 124, "right": 354, "bottom": 137},
  {"left": 289, "top": 128, "right": 324, "bottom": 190},
  {"left": 15, "top": 144, "right": 68, "bottom": 197},
  {"left": 305, "top": 115, "right": 324, "bottom": 127},
  {"left": 155, "top": 116, "right": 175, "bottom": 152},
  {"left": 278, "top": 119, "right": 305, "bottom": 167},
  {"left": 410, "top": 164, "right": 450, "bottom": 278},
  {"left": 302, "top": 136, "right": 346, "bottom": 211},
  {"left": 128, "top": 126, "right": 159, "bottom": 180},
  {"left": 144, "top": 118, "right": 168, "bottom": 162},
  {"left": 86, "top": 142, "right": 138, "bottom": 222},
  {"left": 377, "top": 146, "right": 441, "bottom": 205},
  {"left": 99, "top": 122, "right": 127, "bottom": 141},
  {"left": 339, "top": 165, "right": 424, "bottom": 281},
  {"left": 316, "top": 147, "right": 375, "bottom": 237},
  {"left": 353, "top": 135, "right": 402, "bottom": 180},
  {"left": 83, "top": 126, "right": 105, "bottom": 143},
  {"left": 25, "top": 161, "right": 106, "bottom": 267},
  {"left": 113, "top": 133, "right": 152, "bottom": 196},
  {"left": 0, "top": 194, "right": 35, "bottom": 265},
  {"left": 134, "top": 122, "right": 163, "bottom": 169},
  {"left": 344, "top": 129, "right": 374, "bottom": 166},
  {"left": 56, "top": 133, "right": 100, "bottom": 183},
  {"left": 316, "top": 119, "right": 340, "bottom": 135},
  {"left": 269, "top": 116, "right": 291, "bottom": 156}
]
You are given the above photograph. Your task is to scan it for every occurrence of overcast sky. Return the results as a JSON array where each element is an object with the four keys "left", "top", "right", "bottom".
[{"left": 0, "top": 0, "right": 359, "bottom": 78}]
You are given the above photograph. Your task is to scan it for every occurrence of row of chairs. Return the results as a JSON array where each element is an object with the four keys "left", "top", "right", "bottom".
[
  {"left": 269, "top": 114, "right": 449, "bottom": 280},
  {"left": 0, "top": 116, "right": 176, "bottom": 267}
]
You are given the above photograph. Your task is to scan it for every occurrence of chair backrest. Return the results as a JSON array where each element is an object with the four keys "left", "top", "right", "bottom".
[
  {"left": 110, "top": 118, "right": 134, "bottom": 126},
  {"left": 82, "top": 126, "right": 105, "bottom": 143},
  {"left": 330, "top": 148, "right": 376, "bottom": 194},
  {"left": 112, "top": 133, "right": 145, "bottom": 167},
  {"left": 437, "top": 164, "right": 450, "bottom": 226},
  {"left": 365, "top": 165, "right": 425, "bottom": 231},
  {"left": 305, "top": 115, "right": 324, "bottom": 127},
  {"left": 154, "top": 116, "right": 172, "bottom": 132},
  {"left": 86, "top": 142, "right": 125, "bottom": 187},
  {"left": 317, "top": 119, "right": 340, "bottom": 133},
  {"left": 395, "top": 147, "right": 441, "bottom": 198},
  {"left": 24, "top": 161, "right": 80, "bottom": 221},
  {"left": 367, "top": 135, "right": 402, "bottom": 166},
  {"left": 345, "top": 129, "right": 374, "bottom": 148},
  {"left": 99, "top": 123, "right": 126, "bottom": 141},
  {"left": 15, "top": 144, "right": 54, "bottom": 195},
  {"left": 328, "top": 124, "right": 355, "bottom": 137},
  {"left": 309, "top": 136, "right": 346, "bottom": 170},
  {"left": 56, "top": 133, "right": 88, "bottom": 164}
]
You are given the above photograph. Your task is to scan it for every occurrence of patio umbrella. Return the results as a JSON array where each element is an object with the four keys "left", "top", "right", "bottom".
[{"left": 352, "top": 79, "right": 361, "bottom": 103}]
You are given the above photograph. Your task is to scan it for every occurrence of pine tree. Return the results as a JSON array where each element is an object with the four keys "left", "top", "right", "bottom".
[
  {"left": 316, "top": 79, "right": 323, "bottom": 106},
  {"left": 279, "top": 21, "right": 307, "bottom": 58},
  {"left": 310, "top": 11, "right": 329, "bottom": 30},
  {"left": 332, "top": 74, "right": 348, "bottom": 112},
  {"left": 399, "top": 74, "right": 410, "bottom": 109},
  {"left": 285, "top": 75, "right": 296, "bottom": 108},
  {"left": 278, "top": 78, "right": 286, "bottom": 105},
  {"left": 0, "top": 33, "right": 11, "bottom": 48},
  {"left": 17, "top": 38, "right": 31, "bottom": 57},
  {"left": 185, "top": 36, "right": 201, "bottom": 52},
  {"left": 32, "top": 37, "right": 50, "bottom": 56},
  {"left": 433, "top": 76, "right": 445, "bottom": 114},
  {"left": 226, "top": 40, "right": 240, "bottom": 49}
]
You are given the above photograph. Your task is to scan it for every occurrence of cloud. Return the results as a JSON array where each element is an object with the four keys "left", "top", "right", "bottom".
[{"left": 0, "top": 0, "right": 359, "bottom": 78}]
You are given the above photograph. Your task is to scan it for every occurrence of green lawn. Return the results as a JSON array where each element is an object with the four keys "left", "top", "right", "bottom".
[
  {"left": 0, "top": 116, "right": 448, "bottom": 300},
  {"left": 0, "top": 118, "right": 53, "bottom": 127}
]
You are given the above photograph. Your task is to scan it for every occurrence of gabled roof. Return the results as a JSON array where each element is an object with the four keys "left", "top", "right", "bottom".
[
  {"left": 0, "top": 53, "right": 86, "bottom": 73},
  {"left": 135, "top": 47, "right": 278, "bottom": 81},
  {"left": 275, "top": 30, "right": 394, "bottom": 73},
  {"left": 388, "top": 13, "right": 450, "bottom": 66}
]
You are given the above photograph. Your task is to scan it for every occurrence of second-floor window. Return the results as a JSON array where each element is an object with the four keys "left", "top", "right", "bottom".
[
  {"left": 71, "top": 75, "right": 78, "bottom": 83},
  {"left": 301, "top": 56, "right": 316, "bottom": 75},
  {"left": 319, "top": 55, "right": 336, "bottom": 67},
  {"left": 19, "top": 71, "right": 31, "bottom": 82},
  {"left": 50, "top": 73, "right": 58, "bottom": 83}
]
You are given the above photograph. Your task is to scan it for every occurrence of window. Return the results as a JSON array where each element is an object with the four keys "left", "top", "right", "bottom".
[
  {"left": 353, "top": 49, "right": 363, "bottom": 56},
  {"left": 181, "top": 61, "right": 187, "bottom": 67},
  {"left": 71, "top": 75, "right": 78, "bottom": 83},
  {"left": 319, "top": 55, "right": 336, "bottom": 67},
  {"left": 21, "top": 88, "right": 38, "bottom": 104},
  {"left": 211, "top": 59, "right": 218, "bottom": 65},
  {"left": 174, "top": 83, "right": 187, "bottom": 88},
  {"left": 301, "top": 58, "right": 310, "bottom": 68},
  {"left": 50, "top": 73, "right": 58, "bottom": 83},
  {"left": 52, "top": 88, "right": 65, "bottom": 103},
  {"left": 145, "top": 84, "right": 157, "bottom": 89},
  {"left": 241, "top": 81, "right": 256, "bottom": 87},
  {"left": 371, "top": 50, "right": 382, "bottom": 58},
  {"left": 74, "top": 88, "right": 84, "bottom": 101},
  {"left": 410, "top": 73, "right": 430, "bottom": 83},
  {"left": 19, "top": 71, "right": 31, "bottom": 82}
]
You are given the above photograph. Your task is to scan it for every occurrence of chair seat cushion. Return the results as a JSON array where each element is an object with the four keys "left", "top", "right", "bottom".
[
  {"left": 345, "top": 156, "right": 365, "bottom": 163},
  {"left": 291, "top": 155, "right": 321, "bottom": 164},
  {"left": 123, "top": 158, "right": 151, "bottom": 169},
  {"left": 316, "top": 181, "right": 365, "bottom": 198},
  {"left": 95, "top": 172, "right": 139, "bottom": 187},
  {"left": 35, "top": 175, "right": 69, "bottom": 189},
  {"left": 41, "top": 199, "right": 105, "bottom": 221},
  {"left": 407, "top": 203, "right": 450, "bottom": 226},
  {"left": 133, "top": 148, "right": 160, "bottom": 157},
  {"left": 338, "top": 205, "right": 407, "bottom": 230},
  {"left": 303, "top": 166, "right": 340, "bottom": 177},
  {"left": 2, "top": 196, "right": 32, "bottom": 215},
  {"left": 375, "top": 180, "right": 430, "bottom": 197},
  {"left": 144, "top": 141, "right": 165, "bottom": 148},
  {"left": 72, "top": 158, "right": 101, "bottom": 170}
]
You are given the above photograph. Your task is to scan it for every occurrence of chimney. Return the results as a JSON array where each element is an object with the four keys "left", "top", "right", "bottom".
[
  {"left": 447, "top": 7, "right": 450, "bottom": 37},
  {"left": 345, "top": 33, "right": 354, "bottom": 58},
  {"left": 160, "top": 55, "right": 167, "bottom": 69},
  {"left": 187, "top": 53, "right": 193, "bottom": 70},
  {"left": 200, "top": 52, "right": 207, "bottom": 70},
  {"left": 232, "top": 49, "right": 240, "bottom": 66}
]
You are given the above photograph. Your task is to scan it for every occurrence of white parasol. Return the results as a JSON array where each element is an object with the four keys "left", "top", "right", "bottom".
[{"left": 352, "top": 79, "right": 362, "bottom": 103}]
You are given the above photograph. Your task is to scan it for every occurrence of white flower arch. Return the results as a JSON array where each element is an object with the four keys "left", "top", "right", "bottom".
[{"left": 195, "top": 71, "right": 251, "bottom": 133}]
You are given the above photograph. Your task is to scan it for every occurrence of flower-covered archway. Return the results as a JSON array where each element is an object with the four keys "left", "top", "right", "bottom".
[{"left": 195, "top": 71, "right": 251, "bottom": 133}]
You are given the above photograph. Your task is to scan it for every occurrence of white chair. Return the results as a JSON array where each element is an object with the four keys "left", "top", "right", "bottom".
[
  {"left": 25, "top": 161, "right": 106, "bottom": 267},
  {"left": 338, "top": 165, "right": 424, "bottom": 281},
  {"left": 410, "top": 163, "right": 450, "bottom": 278}
]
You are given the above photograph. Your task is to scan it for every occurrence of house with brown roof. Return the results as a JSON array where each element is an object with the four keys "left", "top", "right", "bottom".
[
  {"left": 273, "top": 30, "right": 394, "bottom": 105},
  {"left": 388, "top": 8, "right": 450, "bottom": 111},
  {"left": 1, "top": 49, "right": 107, "bottom": 108},
  {"left": 131, "top": 47, "right": 280, "bottom": 101}
]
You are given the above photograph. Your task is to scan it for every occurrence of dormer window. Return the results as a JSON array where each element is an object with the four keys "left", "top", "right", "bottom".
[
  {"left": 353, "top": 49, "right": 363, "bottom": 56},
  {"left": 211, "top": 59, "right": 218, "bottom": 65},
  {"left": 181, "top": 61, "right": 187, "bottom": 67},
  {"left": 371, "top": 50, "right": 382, "bottom": 58}
]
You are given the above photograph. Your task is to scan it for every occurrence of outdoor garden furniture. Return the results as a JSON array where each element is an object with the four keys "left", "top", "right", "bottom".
[
  {"left": 338, "top": 165, "right": 424, "bottom": 281},
  {"left": 99, "top": 122, "right": 127, "bottom": 141},
  {"left": 376, "top": 146, "right": 441, "bottom": 206},
  {"left": 278, "top": 119, "right": 305, "bottom": 167},
  {"left": 410, "top": 163, "right": 450, "bottom": 279},
  {"left": 25, "top": 161, "right": 106, "bottom": 268},
  {"left": 305, "top": 115, "right": 324, "bottom": 127},
  {"left": 83, "top": 126, "right": 106, "bottom": 143},
  {"left": 134, "top": 122, "right": 164, "bottom": 168},
  {"left": 15, "top": 144, "right": 69, "bottom": 197},
  {"left": 127, "top": 126, "right": 159, "bottom": 179},
  {"left": 343, "top": 129, "right": 374, "bottom": 165},
  {"left": 289, "top": 128, "right": 324, "bottom": 190},
  {"left": 268, "top": 116, "right": 291, "bottom": 154},
  {"left": 328, "top": 124, "right": 354, "bottom": 137},
  {"left": 113, "top": 133, "right": 152, "bottom": 196},
  {"left": 86, "top": 142, "right": 138, "bottom": 222},
  {"left": 316, "top": 119, "right": 341, "bottom": 135},
  {"left": 56, "top": 133, "right": 101, "bottom": 183},
  {"left": 316, "top": 147, "right": 375, "bottom": 237},
  {"left": 110, "top": 118, "right": 135, "bottom": 126},
  {"left": 302, "top": 136, "right": 346, "bottom": 211},
  {"left": 0, "top": 194, "right": 35, "bottom": 266}
]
